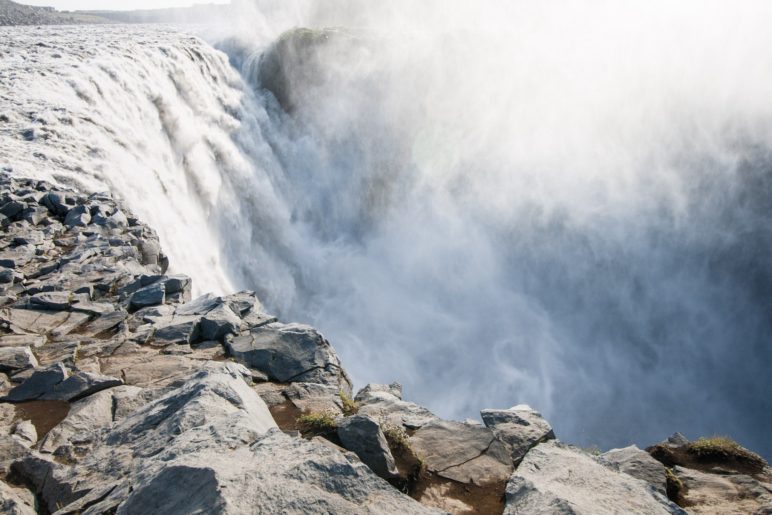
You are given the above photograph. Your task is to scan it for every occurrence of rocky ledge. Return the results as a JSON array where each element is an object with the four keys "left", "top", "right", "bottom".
[{"left": 0, "top": 172, "right": 769, "bottom": 514}]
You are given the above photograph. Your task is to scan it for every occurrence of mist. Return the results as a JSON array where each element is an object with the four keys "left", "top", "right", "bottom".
[{"left": 206, "top": 0, "right": 772, "bottom": 457}]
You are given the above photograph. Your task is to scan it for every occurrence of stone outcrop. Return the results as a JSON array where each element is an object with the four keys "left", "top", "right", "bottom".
[{"left": 505, "top": 441, "right": 685, "bottom": 514}]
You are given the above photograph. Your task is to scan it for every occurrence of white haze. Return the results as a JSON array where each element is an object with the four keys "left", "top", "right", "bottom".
[{"left": 2, "top": 1, "right": 770, "bottom": 458}]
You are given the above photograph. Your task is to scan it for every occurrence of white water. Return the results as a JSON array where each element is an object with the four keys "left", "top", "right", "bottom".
[{"left": 2, "top": 1, "right": 771, "bottom": 458}]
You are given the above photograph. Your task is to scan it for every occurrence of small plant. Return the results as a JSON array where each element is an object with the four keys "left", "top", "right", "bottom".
[
  {"left": 688, "top": 436, "right": 766, "bottom": 469},
  {"left": 339, "top": 390, "right": 359, "bottom": 416},
  {"left": 383, "top": 425, "right": 411, "bottom": 452},
  {"left": 665, "top": 467, "right": 686, "bottom": 506},
  {"left": 296, "top": 411, "right": 337, "bottom": 437}
]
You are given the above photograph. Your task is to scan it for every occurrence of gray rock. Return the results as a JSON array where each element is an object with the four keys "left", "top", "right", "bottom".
[
  {"left": 175, "top": 293, "right": 221, "bottom": 316},
  {"left": 22, "top": 206, "right": 49, "bottom": 226},
  {"left": 356, "top": 383, "right": 437, "bottom": 429},
  {"left": 40, "top": 371, "right": 122, "bottom": 402},
  {"left": 30, "top": 291, "right": 72, "bottom": 310},
  {"left": 0, "top": 347, "right": 38, "bottom": 373},
  {"left": 481, "top": 404, "right": 555, "bottom": 463},
  {"left": 0, "top": 200, "right": 27, "bottom": 219},
  {"left": 410, "top": 419, "right": 513, "bottom": 484},
  {"left": 199, "top": 303, "right": 241, "bottom": 340},
  {"left": 39, "top": 387, "right": 117, "bottom": 453},
  {"left": 599, "top": 445, "right": 667, "bottom": 495},
  {"left": 63, "top": 205, "right": 90, "bottom": 227},
  {"left": 4, "top": 363, "right": 68, "bottom": 402},
  {"left": 129, "top": 282, "right": 165, "bottom": 311},
  {"left": 504, "top": 441, "right": 685, "bottom": 515},
  {"left": 224, "top": 290, "right": 262, "bottom": 316},
  {"left": 227, "top": 322, "right": 351, "bottom": 390},
  {"left": 153, "top": 315, "right": 200, "bottom": 345},
  {"left": 672, "top": 465, "right": 772, "bottom": 515},
  {"left": 337, "top": 414, "right": 399, "bottom": 478},
  {"left": 40, "top": 191, "right": 72, "bottom": 217}
]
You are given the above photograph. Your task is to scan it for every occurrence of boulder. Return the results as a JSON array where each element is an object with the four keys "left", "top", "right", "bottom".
[
  {"left": 153, "top": 315, "right": 200, "bottom": 345},
  {"left": 410, "top": 419, "right": 513, "bottom": 484},
  {"left": 0, "top": 347, "right": 38, "bottom": 373},
  {"left": 599, "top": 445, "right": 668, "bottom": 495},
  {"left": 337, "top": 414, "right": 399, "bottom": 478},
  {"left": 672, "top": 465, "right": 772, "bottom": 514},
  {"left": 12, "top": 420, "right": 37, "bottom": 447},
  {"left": 504, "top": 441, "right": 685, "bottom": 514},
  {"left": 199, "top": 303, "right": 241, "bottom": 340},
  {"left": 481, "top": 404, "right": 555, "bottom": 463},
  {"left": 227, "top": 322, "right": 351, "bottom": 391}
]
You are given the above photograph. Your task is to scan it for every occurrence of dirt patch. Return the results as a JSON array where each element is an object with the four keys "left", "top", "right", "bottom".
[
  {"left": 268, "top": 400, "right": 303, "bottom": 431},
  {"left": 13, "top": 400, "right": 70, "bottom": 438},
  {"left": 412, "top": 472, "right": 507, "bottom": 515}
]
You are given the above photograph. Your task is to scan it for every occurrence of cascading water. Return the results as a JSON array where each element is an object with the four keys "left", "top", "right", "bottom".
[{"left": 2, "top": 0, "right": 771, "bottom": 459}]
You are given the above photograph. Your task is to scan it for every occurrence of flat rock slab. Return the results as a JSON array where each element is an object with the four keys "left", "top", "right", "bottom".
[
  {"left": 410, "top": 419, "right": 513, "bottom": 484},
  {"left": 5, "top": 364, "right": 121, "bottom": 402},
  {"left": 505, "top": 441, "right": 685, "bottom": 515}
]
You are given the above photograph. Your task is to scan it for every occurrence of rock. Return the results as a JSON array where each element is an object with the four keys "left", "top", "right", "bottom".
[
  {"left": 481, "top": 404, "right": 555, "bottom": 463},
  {"left": 39, "top": 387, "right": 116, "bottom": 453},
  {"left": 224, "top": 290, "right": 262, "bottom": 316},
  {"left": 227, "top": 322, "right": 352, "bottom": 391},
  {"left": 356, "top": 383, "right": 437, "bottom": 429},
  {"left": 40, "top": 191, "right": 72, "bottom": 217},
  {"left": 3, "top": 363, "right": 68, "bottom": 402},
  {"left": 63, "top": 205, "right": 90, "bottom": 227},
  {"left": 153, "top": 315, "right": 201, "bottom": 345},
  {"left": 0, "top": 200, "right": 27, "bottom": 219},
  {"left": 599, "top": 445, "right": 668, "bottom": 496},
  {"left": 175, "top": 293, "right": 221, "bottom": 316},
  {"left": 0, "top": 435, "right": 31, "bottom": 476},
  {"left": 504, "top": 441, "right": 685, "bottom": 514},
  {"left": 40, "top": 371, "right": 122, "bottom": 402},
  {"left": 199, "top": 303, "right": 241, "bottom": 340},
  {"left": 30, "top": 291, "right": 72, "bottom": 310},
  {"left": 672, "top": 465, "right": 772, "bottom": 515},
  {"left": 12, "top": 364, "right": 439, "bottom": 514},
  {"left": 337, "top": 414, "right": 399, "bottom": 478},
  {"left": 410, "top": 419, "right": 513, "bottom": 484},
  {"left": 4, "top": 364, "right": 121, "bottom": 402},
  {"left": 0, "top": 481, "right": 36, "bottom": 515},
  {"left": 77, "top": 310, "right": 126, "bottom": 337},
  {"left": 12, "top": 420, "right": 37, "bottom": 447},
  {"left": 0, "top": 347, "right": 38, "bottom": 373},
  {"left": 129, "top": 282, "right": 165, "bottom": 310}
]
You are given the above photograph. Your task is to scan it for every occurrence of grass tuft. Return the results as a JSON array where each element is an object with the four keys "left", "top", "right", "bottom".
[
  {"left": 688, "top": 436, "right": 767, "bottom": 469},
  {"left": 339, "top": 390, "right": 359, "bottom": 416},
  {"left": 296, "top": 411, "right": 338, "bottom": 437}
]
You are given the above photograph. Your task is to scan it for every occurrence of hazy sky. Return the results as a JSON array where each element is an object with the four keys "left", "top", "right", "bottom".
[{"left": 22, "top": 0, "right": 228, "bottom": 10}]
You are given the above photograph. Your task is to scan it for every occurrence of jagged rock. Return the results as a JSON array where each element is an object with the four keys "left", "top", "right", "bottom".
[
  {"left": 199, "top": 303, "right": 241, "bottom": 340},
  {"left": 128, "top": 282, "right": 165, "bottom": 310},
  {"left": 0, "top": 347, "right": 38, "bottom": 373},
  {"left": 337, "top": 414, "right": 399, "bottom": 478},
  {"left": 410, "top": 419, "right": 513, "bottom": 484},
  {"left": 77, "top": 310, "right": 126, "bottom": 337},
  {"left": 599, "top": 445, "right": 667, "bottom": 495},
  {"left": 224, "top": 290, "right": 262, "bottom": 316},
  {"left": 356, "top": 383, "right": 437, "bottom": 429},
  {"left": 175, "top": 293, "right": 221, "bottom": 316},
  {"left": 227, "top": 322, "right": 352, "bottom": 391},
  {"left": 0, "top": 435, "right": 30, "bottom": 476},
  {"left": 0, "top": 481, "right": 36, "bottom": 515},
  {"left": 504, "top": 441, "right": 685, "bottom": 514},
  {"left": 63, "top": 205, "right": 90, "bottom": 227},
  {"left": 481, "top": 404, "right": 555, "bottom": 463},
  {"left": 0, "top": 335, "right": 46, "bottom": 348}
]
